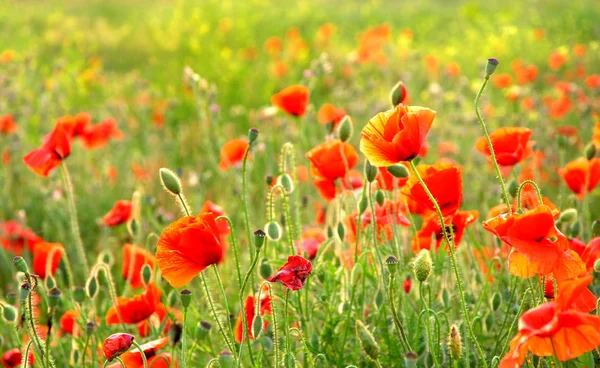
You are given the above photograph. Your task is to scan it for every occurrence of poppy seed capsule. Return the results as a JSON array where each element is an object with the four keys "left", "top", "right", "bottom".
[
  {"left": 413, "top": 249, "right": 433, "bottom": 282},
  {"left": 486, "top": 58, "right": 500, "bottom": 77},
  {"left": 364, "top": 160, "right": 377, "bottom": 182},
  {"left": 254, "top": 229, "right": 267, "bottom": 250},
  {"left": 6, "top": 292, "right": 16, "bottom": 305},
  {"left": 508, "top": 180, "right": 519, "bottom": 198},
  {"left": 404, "top": 352, "right": 418, "bottom": 367},
  {"left": 197, "top": 321, "right": 211, "bottom": 340},
  {"left": 449, "top": 325, "right": 462, "bottom": 360},
  {"left": 141, "top": 264, "right": 152, "bottom": 286},
  {"left": 356, "top": 320, "right": 380, "bottom": 361},
  {"left": 48, "top": 288, "right": 61, "bottom": 308},
  {"left": 375, "top": 190, "right": 385, "bottom": 206},
  {"left": 180, "top": 289, "right": 192, "bottom": 308},
  {"left": 558, "top": 208, "right": 578, "bottom": 226},
  {"left": 2, "top": 304, "right": 17, "bottom": 323},
  {"left": 167, "top": 290, "right": 178, "bottom": 308},
  {"left": 585, "top": 142, "right": 597, "bottom": 160},
  {"left": 86, "top": 276, "right": 98, "bottom": 299},
  {"left": 168, "top": 323, "right": 183, "bottom": 345},
  {"left": 86, "top": 322, "right": 96, "bottom": 336},
  {"left": 265, "top": 222, "right": 282, "bottom": 241},
  {"left": 12, "top": 256, "right": 28, "bottom": 274},
  {"left": 385, "top": 256, "right": 398, "bottom": 274},
  {"left": 389, "top": 80, "right": 408, "bottom": 107},
  {"left": 159, "top": 168, "right": 182, "bottom": 196},
  {"left": 218, "top": 350, "right": 234, "bottom": 368},
  {"left": 248, "top": 128, "right": 259, "bottom": 145},
  {"left": 19, "top": 283, "right": 30, "bottom": 300},
  {"left": 337, "top": 116, "right": 353, "bottom": 142},
  {"left": 386, "top": 164, "right": 410, "bottom": 178},
  {"left": 260, "top": 260, "right": 273, "bottom": 279}
]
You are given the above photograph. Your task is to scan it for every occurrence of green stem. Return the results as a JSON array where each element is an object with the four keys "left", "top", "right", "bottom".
[
  {"left": 131, "top": 338, "right": 148, "bottom": 368},
  {"left": 408, "top": 160, "right": 488, "bottom": 368},
  {"left": 550, "top": 338, "right": 563, "bottom": 368},
  {"left": 178, "top": 193, "right": 191, "bottom": 216},
  {"left": 237, "top": 253, "right": 261, "bottom": 367},
  {"left": 46, "top": 307, "right": 53, "bottom": 368},
  {"left": 182, "top": 307, "right": 188, "bottom": 368},
  {"left": 82, "top": 335, "right": 90, "bottom": 368},
  {"left": 215, "top": 216, "right": 242, "bottom": 289},
  {"left": 199, "top": 272, "right": 236, "bottom": 356},
  {"left": 284, "top": 289, "right": 291, "bottom": 353},
  {"left": 516, "top": 180, "right": 543, "bottom": 211},
  {"left": 23, "top": 340, "right": 34, "bottom": 368},
  {"left": 269, "top": 285, "right": 280, "bottom": 368},
  {"left": 499, "top": 289, "right": 532, "bottom": 358},
  {"left": 92, "top": 263, "right": 127, "bottom": 330},
  {"left": 420, "top": 282, "right": 439, "bottom": 367},
  {"left": 25, "top": 275, "right": 46, "bottom": 366},
  {"left": 211, "top": 265, "right": 235, "bottom": 349},
  {"left": 388, "top": 273, "right": 412, "bottom": 351},
  {"left": 241, "top": 145, "right": 253, "bottom": 253}
]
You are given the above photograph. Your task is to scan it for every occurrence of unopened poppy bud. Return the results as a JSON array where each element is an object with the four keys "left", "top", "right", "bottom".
[
  {"left": 358, "top": 194, "right": 368, "bottom": 214},
  {"left": 351, "top": 263, "right": 363, "bottom": 284},
  {"left": 265, "top": 222, "right": 282, "bottom": 241},
  {"left": 375, "top": 190, "right": 385, "bottom": 206},
  {"left": 491, "top": 292, "right": 502, "bottom": 312},
  {"left": 385, "top": 256, "right": 398, "bottom": 274},
  {"left": 2, "top": 304, "right": 17, "bottom": 323},
  {"left": 13, "top": 256, "right": 28, "bottom": 274},
  {"left": 86, "top": 322, "right": 96, "bottom": 336},
  {"left": 558, "top": 208, "right": 578, "bottom": 226},
  {"left": 103, "top": 333, "right": 134, "bottom": 362},
  {"left": 46, "top": 275, "right": 56, "bottom": 290},
  {"left": 128, "top": 219, "right": 139, "bottom": 239},
  {"left": 449, "top": 325, "right": 462, "bottom": 360},
  {"left": 356, "top": 320, "right": 380, "bottom": 361},
  {"left": 387, "top": 164, "right": 410, "bottom": 178},
  {"left": 141, "top": 264, "right": 152, "bottom": 286},
  {"left": 48, "top": 288, "right": 61, "bottom": 308},
  {"left": 248, "top": 128, "right": 259, "bottom": 145},
  {"left": 218, "top": 350, "right": 234, "bottom": 368},
  {"left": 180, "top": 289, "right": 192, "bottom": 309},
  {"left": 389, "top": 80, "right": 408, "bottom": 107},
  {"left": 252, "top": 314, "right": 263, "bottom": 338},
  {"left": 6, "top": 292, "right": 16, "bottom": 305},
  {"left": 284, "top": 352, "right": 296, "bottom": 368},
  {"left": 86, "top": 276, "right": 98, "bottom": 299},
  {"left": 278, "top": 174, "right": 294, "bottom": 194},
  {"left": 403, "top": 276, "right": 412, "bottom": 294},
  {"left": 485, "top": 313, "right": 494, "bottom": 331},
  {"left": 259, "top": 259, "right": 273, "bottom": 279},
  {"left": 593, "top": 221, "right": 600, "bottom": 237},
  {"left": 585, "top": 142, "right": 597, "bottom": 160},
  {"left": 167, "top": 290, "right": 178, "bottom": 308},
  {"left": 262, "top": 336, "right": 274, "bottom": 351},
  {"left": 594, "top": 259, "right": 600, "bottom": 273},
  {"left": 508, "top": 180, "right": 519, "bottom": 198},
  {"left": 20, "top": 282, "right": 30, "bottom": 300},
  {"left": 159, "top": 168, "right": 182, "bottom": 196},
  {"left": 168, "top": 323, "right": 183, "bottom": 345},
  {"left": 413, "top": 249, "right": 433, "bottom": 282},
  {"left": 442, "top": 289, "right": 450, "bottom": 308},
  {"left": 197, "top": 321, "right": 211, "bottom": 340},
  {"left": 337, "top": 116, "right": 353, "bottom": 142},
  {"left": 364, "top": 160, "right": 377, "bottom": 182},
  {"left": 485, "top": 58, "right": 500, "bottom": 77},
  {"left": 557, "top": 135, "right": 568, "bottom": 148},
  {"left": 98, "top": 250, "right": 114, "bottom": 266},
  {"left": 336, "top": 222, "right": 345, "bottom": 240},
  {"left": 326, "top": 226, "right": 334, "bottom": 239}
]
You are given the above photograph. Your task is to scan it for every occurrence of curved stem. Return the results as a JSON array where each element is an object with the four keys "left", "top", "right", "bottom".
[
  {"left": 178, "top": 194, "right": 191, "bottom": 216},
  {"left": 91, "top": 263, "right": 126, "bottom": 330},
  {"left": 499, "top": 289, "right": 532, "bottom": 358},
  {"left": 199, "top": 272, "right": 236, "bottom": 356},
  {"left": 211, "top": 265, "right": 236, "bottom": 354},
  {"left": 23, "top": 340, "right": 34, "bottom": 368},
  {"left": 284, "top": 289, "right": 290, "bottom": 353},
  {"left": 268, "top": 285, "right": 280, "bottom": 368},
  {"left": 516, "top": 180, "right": 543, "bottom": 211},
  {"left": 131, "top": 340, "right": 148, "bottom": 368}
]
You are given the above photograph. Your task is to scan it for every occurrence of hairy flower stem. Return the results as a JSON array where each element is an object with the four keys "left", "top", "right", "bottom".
[
  {"left": 516, "top": 180, "right": 543, "bottom": 211},
  {"left": 60, "top": 162, "right": 90, "bottom": 277},
  {"left": 200, "top": 272, "right": 236, "bottom": 357},
  {"left": 474, "top": 76, "right": 512, "bottom": 214},
  {"left": 23, "top": 340, "right": 34, "bottom": 368},
  {"left": 216, "top": 216, "right": 242, "bottom": 289},
  {"left": 268, "top": 285, "right": 281, "bottom": 368},
  {"left": 409, "top": 160, "right": 488, "bottom": 368},
  {"left": 420, "top": 282, "right": 439, "bottom": 367},
  {"left": 24, "top": 275, "right": 48, "bottom": 366},
  {"left": 82, "top": 335, "right": 90, "bottom": 368},
  {"left": 182, "top": 307, "right": 188, "bottom": 368},
  {"left": 130, "top": 340, "right": 148, "bottom": 368},
  {"left": 237, "top": 251, "right": 261, "bottom": 367},
  {"left": 91, "top": 263, "right": 126, "bottom": 330},
  {"left": 388, "top": 273, "right": 412, "bottom": 352},
  {"left": 284, "top": 289, "right": 291, "bottom": 353}
]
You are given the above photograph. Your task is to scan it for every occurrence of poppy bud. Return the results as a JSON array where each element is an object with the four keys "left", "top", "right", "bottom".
[
  {"left": 86, "top": 276, "right": 98, "bottom": 299},
  {"left": 260, "top": 259, "right": 273, "bottom": 279},
  {"left": 86, "top": 322, "right": 96, "bottom": 336},
  {"left": 356, "top": 320, "right": 380, "bottom": 361},
  {"left": 375, "top": 190, "right": 385, "bottom": 206},
  {"left": 6, "top": 292, "right": 16, "bottom": 305},
  {"left": 13, "top": 256, "right": 28, "bottom": 274},
  {"left": 385, "top": 256, "right": 398, "bottom": 274},
  {"left": 544, "top": 277, "right": 555, "bottom": 299},
  {"left": 386, "top": 164, "right": 410, "bottom": 178},
  {"left": 159, "top": 168, "right": 182, "bottom": 196},
  {"left": 141, "top": 264, "right": 152, "bottom": 286},
  {"left": 2, "top": 304, "right": 17, "bottom": 323},
  {"left": 20, "top": 282, "right": 30, "bottom": 300},
  {"left": 180, "top": 289, "right": 192, "bottom": 309},
  {"left": 508, "top": 180, "right": 519, "bottom": 198},
  {"left": 284, "top": 352, "right": 296, "bottom": 368},
  {"left": 98, "top": 250, "right": 114, "bottom": 266},
  {"left": 169, "top": 323, "right": 183, "bottom": 345},
  {"left": 73, "top": 286, "right": 86, "bottom": 303},
  {"left": 413, "top": 249, "right": 433, "bottom": 282},
  {"left": 404, "top": 352, "right": 418, "bottom": 367},
  {"left": 558, "top": 208, "right": 578, "bottom": 226},
  {"left": 248, "top": 128, "right": 259, "bottom": 145},
  {"left": 278, "top": 174, "right": 294, "bottom": 194},
  {"left": 337, "top": 116, "right": 353, "bottom": 142},
  {"left": 442, "top": 289, "right": 450, "bottom": 308},
  {"left": 358, "top": 194, "right": 368, "bottom": 215},
  {"left": 585, "top": 142, "right": 597, "bottom": 160},
  {"left": 48, "top": 288, "right": 61, "bottom": 308},
  {"left": 351, "top": 263, "right": 363, "bottom": 284},
  {"left": 364, "top": 160, "right": 377, "bottom": 182},
  {"left": 403, "top": 276, "right": 412, "bottom": 294},
  {"left": 218, "top": 350, "right": 234, "bottom": 368},
  {"left": 262, "top": 336, "right": 274, "bottom": 351},
  {"left": 46, "top": 275, "right": 56, "bottom": 290},
  {"left": 336, "top": 222, "right": 345, "bottom": 240},
  {"left": 374, "top": 289, "right": 384, "bottom": 309},
  {"left": 485, "top": 313, "right": 494, "bottom": 332},
  {"left": 485, "top": 58, "right": 500, "bottom": 77},
  {"left": 594, "top": 259, "right": 600, "bottom": 273},
  {"left": 252, "top": 314, "right": 263, "bottom": 338},
  {"left": 0, "top": 335, "right": 3, "bottom": 347},
  {"left": 449, "top": 325, "right": 462, "bottom": 360},
  {"left": 167, "top": 290, "right": 178, "bottom": 308},
  {"left": 389, "top": 80, "right": 408, "bottom": 107},
  {"left": 491, "top": 292, "right": 502, "bottom": 312},
  {"left": 265, "top": 222, "right": 282, "bottom": 241},
  {"left": 593, "top": 221, "right": 600, "bottom": 237},
  {"left": 103, "top": 333, "right": 134, "bottom": 361}
]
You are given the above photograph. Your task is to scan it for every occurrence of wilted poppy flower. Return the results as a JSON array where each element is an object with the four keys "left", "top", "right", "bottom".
[
  {"left": 234, "top": 286, "right": 272, "bottom": 343},
  {"left": 59, "top": 309, "right": 79, "bottom": 335},
  {"left": 317, "top": 103, "right": 346, "bottom": 128},
  {"left": 482, "top": 205, "right": 585, "bottom": 281},
  {"left": 2, "top": 348, "right": 33, "bottom": 368},
  {"left": 123, "top": 244, "right": 156, "bottom": 288},
  {"left": 110, "top": 336, "right": 170, "bottom": 368},
  {"left": 80, "top": 118, "right": 123, "bottom": 150},
  {"left": 0, "top": 115, "right": 17, "bottom": 135},
  {"left": 32, "top": 242, "right": 63, "bottom": 278},
  {"left": 295, "top": 227, "right": 326, "bottom": 260},
  {"left": 103, "top": 200, "right": 133, "bottom": 227},
  {"left": 156, "top": 212, "right": 224, "bottom": 287},
  {"left": 218, "top": 138, "right": 249, "bottom": 171},
  {"left": 103, "top": 333, "right": 135, "bottom": 361},
  {"left": 0, "top": 221, "right": 43, "bottom": 255},
  {"left": 199, "top": 200, "right": 230, "bottom": 235},
  {"left": 402, "top": 162, "right": 462, "bottom": 217},
  {"left": 271, "top": 85, "right": 309, "bottom": 117},
  {"left": 105, "top": 283, "right": 161, "bottom": 324},
  {"left": 23, "top": 123, "right": 71, "bottom": 177},
  {"left": 558, "top": 157, "right": 600, "bottom": 199},
  {"left": 267, "top": 255, "right": 312, "bottom": 291},
  {"left": 306, "top": 139, "right": 358, "bottom": 180},
  {"left": 360, "top": 105, "right": 436, "bottom": 166},
  {"left": 581, "top": 237, "right": 600, "bottom": 270},
  {"left": 492, "top": 74, "right": 513, "bottom": 89},
  {"left": 137, "top": 303, "right": 182, "bottom": 337},
  {"left": 500, "top": 275, "right": 600, "bottom": 367},
  {"left": 475, "top": 127, "right": 533, "bottom": 168},
  {"left": 412, "top": 210, "right": 478, "bottom": 253}
]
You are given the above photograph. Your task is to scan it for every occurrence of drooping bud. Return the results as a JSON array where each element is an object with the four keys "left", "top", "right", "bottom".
[
  {"left": 558, "top": 208, "right": 578, "bottom": 226},
  {"left": 389, "top": 80, "right": 408, "bottom": 107},
  {"left": 356, "top": 320, "right": 380, "bottom": 361},
  {"left": 86, "top": 276, "right": 98, "bottom": 299},
  {"left": 485, "top": 58, "right": 500, "bottom": 77},
  {"left": 252, "top": 314, "right": 263, "bottom": 338},
  {"left": 2, "top": 304, "right": 17, "bottom": 323},
  {"left": 141, "top": 264, "right": 152, "bottom": 286},
  {"left": 218, "top": 350, "right": 234, "bottom": 368},
  {"left": 491, "top": 292, "right": 502, "bottom": 312},
  {"left": 375, "top": 190, "right": 385, "bottom": 206},
  {"left": 386, "top": 164, "right": 410, "bottom": 178},
  {"left": 98, "top": 250, "right": 114, "bottom": 266},
  {"left": 168, "top": 323, "right": 183, "bottom": 345},
  {"left": 159, "top": 168, "right": 182, "bottom": 196},
  {"left": 13, "top": 256, "right": 28, "bottom": 274},
  {"left": 265, "top": 222, "right": 282, "bottom": 241},
  {"left": 336, "top": 222, "right": 345, "bottom": 240},
  {"left": 248, "top": 128, "right": 259, "bottom": 145},
  {"left": 358, "top": 193, "right": 368, "bottom": 214},
  {"left": 364, "top": 160, "right": 377, "bottom": 182},
  {"left": 585, "top": 142, "right": 597, "bottom": 160},
  {"left": 337, "top": 116, "right": 353, "bottom": 142},
  {"left": 277, "top": 174, "right": 294, "bottom": 194},
  {"left": 180, "top": 290, "right": 192, "bottom": 309},
  {"left": 449, "top": 325, "right": 462, "bottom": 360},
  {"left": 385, "top": 256, "right": 398, "bottom": 275},
  {"left": 259, "top": 259, "right": 273, "bottom": 280},
  {"left": 485, "top": 313, "right": 494, "bottom": 332},
  {"left": 508, "top": 180, "right": 519, "bottom": 198},
  {"left": 594, "top": 259, "right": 600, "bottom": 273},
  {"left": 73, "top": 286, "right": 86, "bottom": 303},
  {"left": 413, "top": 249, "right": 433, "bottom": 282},
  {"left": 48, "top": 288, "right": 61, "bottom": 308},
  {"left": 45, "top": 275, "right": 56, "bottom": 290},
  {"left": 167, "top": 290, "right": 178, "bottom": 308}
]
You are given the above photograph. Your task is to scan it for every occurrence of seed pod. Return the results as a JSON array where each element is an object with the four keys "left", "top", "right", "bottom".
[
  {"left": 86, "top": 276, "right": 98, "bottom": 299},
  {"left": 196, "top": 321, "right": 211, "bottom": 340},
  {"left": 73, "top": 286, "right": 86, "bottom": 303},
  {"left": 218, "top": 350, "right": 234, "bottom": 368},
  {"left": 413, "top": 249, "right": 433, "bottom": 282},
  {"left": 265, "top": 222, "right": 282, "bottom": 241},
  {"left": 390, "top": 80, "right": 408, "bottom": 107},
  {"left": 13, "top": 256, "right": 28, "bottom": 274},
  {"left": 364, "top": 160, "right": 377, "bottom": 182},
  {"left": 159, "top": 168, "right": 182, "bottom": 196},
  {"left": 86, "top": 322, "right": 96, "bottom": 336},
  {"left": 375, "top": 190, "right": 384, "bottom": 206},
  {"left": 180, "top": 290, "right": 192, "bottom": 309},
  {"left": 356, "top": 320, "right": 380, "bottom": 361},
  {"left": 491, "top": 292, "right": 502, "bottom": 312},
  {"left": 48, "top": 288, "right": 61, "bottom": 308},
  {"left": 594, "top": 259, "right": 600, "bottom": 273},
  {"left": 20, "top": 283, "right": 30, "bottom": 300},
  {"left": 252, "top": 314, "right": 263, "bottom": 338},
  {"left": 449, "top": 325, "right": 462, "bottom": 360},
  {"left": 404, "top": 352, "right": 418, "bottom": 367},
  {"left": 508, "top": 180, "right": 519, "bottom": 198},
  {"left": 6, "top": 292, "right": 16, "bottom": 305},
  {"left": 385, "top": 256, "right": 398, "bottom": 275},
  {"left": 259, "top": 260, "right": 273, "bottom": 280},
  {"left": 386, "top": 164, "right": 410, "bottom": 178},
  {"left": 485, "top": 58, "right": 500, "bottom": 77},
  {"left": 45, "top": 275, "right": 56, "bottom": 290},
  {"left": 168, "top": 323, "right": 183, "bottom": 345},
  {"left": 358, "top": 194, "right": 368, "bottom": 215},
  {"left": 485, "top": 313, "right": 494, "bottom": 332},
  {"left": 337, "top": 116, "right": 353, "bottom": 142},
  {"left": 248, "top": 128, "right": 259, "bottom": 145}
]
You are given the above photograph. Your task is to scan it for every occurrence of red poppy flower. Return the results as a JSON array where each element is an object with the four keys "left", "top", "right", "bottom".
[
  {"left": 103, "top": 333, "right": 135, "bottom": 361},
  {"left": 492, "top": 74, "right": 513, "bottom": 89},
  {"left": 271, "top": 85, "right": 309, "bottom": 117},
  {"left": 482, "top": 205, "right": 585, "bottom": 281},
  {"left": 105, "top": 283, "right": 161, "bottom": 324},
  {"left": 376, "top": 166, "right": 408, "bottom": 191},
  {"left": 549, "top": 51, "right": 567, "bottom": 71},
  {"left": 581, "top": 237, "right": 600, "bottom": 270},
  {"left": 361, "top": 199, "right": 410, "bottom": 241},
  {"left": 567, "top": 238, "right": 586, "bottom": 257},
  {"left": 558, "top": 157, "right": 600, "bottom": 199},
  {"left": 549, "top": 95, "right": 572, "bottom": 119},
  {"left": 0, "top": 115, "right": 17, "bottom": 135},
  {"left": 2, "top": 348, "right": 33, "bottom": 368},
  {"left": 317, "top": 103, "right": 346, "bottom": 127},
  {"left": 123, "top": 244, "right": 156, "bottom": 288},
  {"left": 156, "top": 212, "right": 224, "bottom": 287},
  {"left": 32, "top": 242, "right": 64, "bottom": 278},
  {"left": 0, "top": 221, "right": 43, "bottom": 255},
  {"left": 23, "top": 122, "right": 71, "bottom": 177},
  {"left": 360, "top": 105, "right": 436, "bottom": 166},
  {"left": 137, "top": 303, "right": 182, "bottom": 337},
  {"left": 59, "top": 309, "right": 79, "bottom": 335},
  {"left": 307, "top": 139, "right": 359, "bottom": 180},
  {"left": 295, "top": 227, "right": 326, "bottom": 260},
  {"left": 267, "top": 255, "right": 312, "bottom": 291},
  {"left": 81, "top": 118, "right": 123, "bottom": 150},
  {"left": 475, "top": 127, "right": 533, "bottom": 168},
  {"left": 403, "top": 276, "right": 412, "bottom": 294},
  {"left": 54, "top": 113, "right": 91, "bottom": 139},
  {"left": 412, "top": 210, "right": 478, "bottom": 254},
  {"left": 500, "top": 275, "right": 600, "bottom": 367},
  {"left": 218, "top": 138, "right": 249, "bottom": 171},
  {"left": 103, "top": 200, "right": 133, "bottom": 227},
  {"left": 199, "top": 200, "right": 230, "bottom": 235},
  {"left": 108, "top": 336, "right": 170, "bottom": 368},
  {"left": 234, "top": 286, "right": 272, "bottom": 343},
  {"left": 402, "top": 162, "right": 463, "bottom": 217}
]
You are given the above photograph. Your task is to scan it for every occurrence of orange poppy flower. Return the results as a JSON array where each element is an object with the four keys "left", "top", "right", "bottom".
[
  {"left": 360, "top": 105, "right": 436, "bottom": 166},
  {"left": 137, "top": 303, "right": 182, "bottom": 337},
  {"left": 317, "top": 23, "right": 336, "bottom": 41},
  {"left": 271, "top": 61, "right": 288, "bottom": 78},
  {"left": 23, "top": 123, "right": 71, "bottom": 177},
  {"left": 103, "top": 200, "right": 133, "bottom": 227},
  {"left": 549, "top": 95, "right": 572, "bottom": 119},
  {"left": 549, "top": 51, "right": 567, "bottom": 71},
  {"left": 123, "top": 244, "right": 156, "bottom": 289},
  {"left": 492, "top": 74, "right": 513, "bottom": 89},
  {"left": 156, "top": 212, "right": 224, "bottom": 287},
  {"left": 32, "top": 242, "right": 64, "bottom": 278},
  {"left": 412, "top": 210, "right": 478, "bottom": 253},
  {"left": 112, "top": 337, "right": 172, "bottom": 368},
  {"left": 54, "top": 113, "right": 91, "bottom": 139},
  {"left": 306, "top": 139, "right": 358, "bottom": 180},
  {"left": 105, "top": 283, "right": 161, "bottom": 324},
  {"left": 558, "top": 157, "right": 600, "bottom": 199},
  {"left": 573, "top": 44, "right": 586, "bottom": 57},
  {"left": 81, "top": 118, "right": 123, "bottom": 150},
  {"left": 402, "top": 162, "right": 462, "bottom": 217},
  {"left": 593, "top": 123, "right": 600, "bottom": 148},
  {"left": 271, "top": 85, "right": 309, "bottom": 117},
  {"left": 475, "top": 127, "right": 532, "bottom": 167},
  {"left": 360, "top": 200, "right": 410, "bottom": 242},
  {"left": 317, "top": 103, "right": 346, "bottom": 128},
  {"left": 376, "top": 166, "right": 408, "bottom": 191},
  {"left": 581, "top": 237, "right": 600, "bottom": 270},
  {"left": 1, "top": 221, "right": 43, "bottom": 255},
  {"left": 199, "top": 200, "right": 230, "bottom": 235},
  {"left": 234, "top": 286, "right": 272, "bottom": 343},
  {"left": 585, "top": 74, "right": 600, "bottom": 88},
  {"left": 516, "top": 65, "right": 538, "bottom": 85},
  {"left": 218, "top": 138, "right": 249, "bottom": 171},
  {"left": 482, "top": 205, "right": 585, "bottom": 281},
  {"left": 445, "top": 62, "right": 461, "bottom": 77},
  {"left": 500, "top": 275, "right": 600, "bottom": 367},
  {"left": 295, "top": 227, "right": 326, "bottom": 260},
  {"left": 59, "top": 309, "right": 79, "bottom": 335},
  {"left": 0, "top": 115, "right": 17, "bottom": 135}
]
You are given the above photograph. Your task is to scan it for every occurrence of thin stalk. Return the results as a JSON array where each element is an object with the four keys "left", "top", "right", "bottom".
[
  {"left": 516, "top": 180, "right": 543, "bottom": 211},
  {"left": 182, "top": 306, "right": 188, "bottom": 368},
  {"left": 388, "top": 273, "right": 412, "bottom": 351},
  {"left": 132, "top": 340, "right": 148, "bottom": 368},
  {"left": 82, "top": 335, "right": 90, "bottom": 368},
  {"left": 215, "top": 216, "right": 242, "bottom": 289},
  {"left": 199, "top": 272, "right": 236, "bottom": 355},
  {"left": 420, "top": 282, "right": 439, "bottom": 367},
  {"left": 236, "top": 252, "right": 261, "bottom": 367}
]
